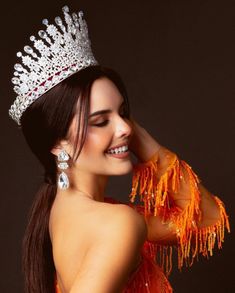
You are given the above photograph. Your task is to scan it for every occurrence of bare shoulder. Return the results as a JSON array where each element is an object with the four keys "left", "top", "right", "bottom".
[
  {"left": 95, "top": 201, "right": 147, "bottom": 244},
  {"left": 50, "top": 195, "right": 147, "bottom": 243},
  {"left": 70, "top": 202, "right": 147, "bottom": 293},
  {"left": 50, "top": 196, "right": 147, "bottom": 292}
]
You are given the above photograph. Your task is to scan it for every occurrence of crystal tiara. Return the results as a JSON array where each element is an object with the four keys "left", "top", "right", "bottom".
[{"left": 9, "top": 5, "right": 99, "bottom": 125}]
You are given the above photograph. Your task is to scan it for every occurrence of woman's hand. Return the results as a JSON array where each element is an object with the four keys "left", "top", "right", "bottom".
[{"left": 128, "top": 116, "right": 162, "bottom": 163}]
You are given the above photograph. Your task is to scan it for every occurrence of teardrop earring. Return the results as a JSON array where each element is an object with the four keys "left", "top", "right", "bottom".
[{"left": 57, "top": 150, "right": 70, "bottom": 189}]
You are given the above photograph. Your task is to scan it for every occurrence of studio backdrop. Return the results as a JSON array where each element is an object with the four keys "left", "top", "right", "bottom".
[{"left": 0, "top": 0, "right": 234, "bottom": 292}]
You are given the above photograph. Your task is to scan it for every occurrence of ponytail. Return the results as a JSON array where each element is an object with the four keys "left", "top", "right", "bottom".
[{"left": 22, "top": 182, "right": 57, "bottom": 293}]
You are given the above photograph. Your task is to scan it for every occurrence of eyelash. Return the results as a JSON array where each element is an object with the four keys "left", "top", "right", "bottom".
[{"left": 93, "top": 111, "right": 128, "bottom": 127}]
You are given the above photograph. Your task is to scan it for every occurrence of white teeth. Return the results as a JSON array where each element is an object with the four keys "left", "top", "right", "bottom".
[{"left": 107, "top": 145, "right": 128, "bottom": 154}]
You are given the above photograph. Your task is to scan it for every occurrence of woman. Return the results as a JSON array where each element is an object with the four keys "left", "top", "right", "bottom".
[{"left": 9, "top": 5, "right": 230, "bottom": 293}]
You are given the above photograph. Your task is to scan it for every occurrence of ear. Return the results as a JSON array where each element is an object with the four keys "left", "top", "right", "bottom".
[{"left": 50, "top": 139, "right": 71, "bottom": 157}]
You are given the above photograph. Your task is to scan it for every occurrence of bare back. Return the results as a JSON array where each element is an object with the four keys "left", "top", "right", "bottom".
[{"left": 49, "top": 194, "right": 147, "bottom": 293}]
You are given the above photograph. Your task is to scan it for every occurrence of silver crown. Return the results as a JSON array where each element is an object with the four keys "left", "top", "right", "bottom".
[{"left": 9, "top": 5, "right": 99, "bottom": 125}]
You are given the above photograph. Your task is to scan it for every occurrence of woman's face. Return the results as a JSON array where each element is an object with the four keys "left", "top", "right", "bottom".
[{"left": 68, "top": 77, "right": 133, "bottom": 176}]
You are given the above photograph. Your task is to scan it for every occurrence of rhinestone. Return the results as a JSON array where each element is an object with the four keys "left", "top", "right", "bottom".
[
  {"left": 46, "top": 24, "right": 57, "bottom": 36},
  {"left": 58, "top": 162, "right": 69, "bottom": 170},
  {"left": 13, "top": 86, "right": 20, "bottom": 94},
  {"left": 31, "top": 92, "right": 37, "bottom": 98},
  {"left": 42, "top": 18, "right": 49, "bottom": 25},
  {"left": 55, "top": 16, "right": 63, "bottom": 26},
  {"left": 62, "top": 70, "right": 69, "bottom": 77},
  {"left": 40, "top": 71, "right": 47, "bottom": 79},
  {"left": 72, "top": 12, "right": 78, "bottom": 23},
  {"left": 20, "top": 83, "right": 29, "bottom": 94},
  {"left": 44, "top": 80, "right": 51, "bottom": 87},
  {"left": 11, "top": 77, "right": 20, "bottom": 85},
  {"left": 16, "top": 52, "right": 22, "bottom": 57},
  {"left": 14, "top": 63, "right": 23, "bottom": 71},
  {"left": 58, "top": 172, "right": 69, "bottom": 189},
  {"left": 70, "top": 66, "right": 77, "bottom": 73},
  {"left": 38, "top": 30, "right": 47, "bottom": 39},
  {"left": 19, "top": 73, "right": 28, "bottom": 82},
  {"left": 24, "top": 46, "right": 33, "bottom": 54},
  {"left": 62, "top": 5, "right": 69, "bottom": 13},
  {"left": 176, "top": 229, "right": 180, "bottom": 236},
  {"left": 52, "top": 75, "right": 60, "bottom": 83},
  {"left": 65, "top": 14, "right": 73, "bottom": 25},
  {"left": 58, "top": 150, "right": 69, "bottom": 161},
  {"left": 78, "top": 11, "right": 84, "bottom": 18},
  {"left": 72, "top": 26, "right": 77, "bottom": 35},
  {"left": 32, "top": 53, "right": 38, "bottom": 59},
  {"left": 30, "top": 35, "right": 35, "bottom": 41},
  {"left": 37, "top": 86, "right": 44, "bottom": 94},
  {"left": 30, "top": 72, "right": 38, "bottom": 81},
  {"left": 60, "top": 25, "right": 66, "bottom": 32}
]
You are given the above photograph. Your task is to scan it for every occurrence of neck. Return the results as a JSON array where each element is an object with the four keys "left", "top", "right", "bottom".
[{"left": 62, "top": 168, "right": 109, "bottom": 202}]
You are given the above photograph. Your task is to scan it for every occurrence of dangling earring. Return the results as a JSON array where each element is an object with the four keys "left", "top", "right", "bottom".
[{"left": 57, "top": 150, "right": 70, "bottom": 190}]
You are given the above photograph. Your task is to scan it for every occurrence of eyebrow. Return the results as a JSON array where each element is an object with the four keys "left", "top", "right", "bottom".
[{"left": 89, "top": 100, "right": 125, "bottom": 118}]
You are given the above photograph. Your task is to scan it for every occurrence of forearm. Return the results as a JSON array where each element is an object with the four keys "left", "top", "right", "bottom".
[
  {"left": 129, "top": 119, "right": 230, "bottom": 274},
  {"left": 130, "top": 120, "right": 222, "bottom": 226},
  {"left": 143, "top": 185, "right": 221, "bottom": 245},
  {"left": 196, "top": 184, "right": 222, "bottom": 228}
]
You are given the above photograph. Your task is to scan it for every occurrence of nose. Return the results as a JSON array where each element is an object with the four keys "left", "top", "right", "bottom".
[{"left": 115, "top": 116, "right": 133, "bottom": 140}]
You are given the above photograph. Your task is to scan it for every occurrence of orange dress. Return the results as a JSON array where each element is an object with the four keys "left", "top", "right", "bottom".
[{"left": 55, "top": 148, "right": 230, "bottom": 293}]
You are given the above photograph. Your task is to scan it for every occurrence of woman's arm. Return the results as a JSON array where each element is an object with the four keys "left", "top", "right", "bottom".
[
  {"left": 128, "top": 118, "right": 230, "bottom": 274},
  {"left": 129, "top": 118, "right": 223, "bottom": 228}
]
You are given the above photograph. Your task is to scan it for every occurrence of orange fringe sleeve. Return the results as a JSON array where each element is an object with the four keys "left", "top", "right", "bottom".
[{"left": 129, "top": 150, "right": 230, "bottom": 276}]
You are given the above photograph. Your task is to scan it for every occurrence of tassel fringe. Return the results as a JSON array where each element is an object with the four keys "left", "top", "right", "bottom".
[{"left": 129, "top": 151, "right": 230, "bottom": 276}]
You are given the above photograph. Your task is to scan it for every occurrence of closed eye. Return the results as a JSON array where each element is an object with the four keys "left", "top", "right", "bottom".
[
  {"left": 92, "top": 107, "right": 129, "bottom": 128},
  {"left": 93, "top": 120, "right": 109, "bottom": 127},
  {"left": 92, "top": 103, "right": 129, "bottom": 127}
]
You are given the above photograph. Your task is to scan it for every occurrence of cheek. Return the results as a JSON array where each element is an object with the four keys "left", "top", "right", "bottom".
[{"left": 82, "top": 130, "right": 111, "bottom": 155}]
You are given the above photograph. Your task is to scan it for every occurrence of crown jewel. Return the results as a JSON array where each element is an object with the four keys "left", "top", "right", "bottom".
[{"left": 9, "top": 5, "right": 99, "bottom": 125}]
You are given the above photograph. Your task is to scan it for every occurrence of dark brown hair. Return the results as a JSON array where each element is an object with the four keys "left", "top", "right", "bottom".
[{"left": 20, "top": 65, "right": 131, "bottom": 293}]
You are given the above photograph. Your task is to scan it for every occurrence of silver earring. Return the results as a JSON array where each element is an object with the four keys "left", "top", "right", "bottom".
[{"left": 57, "top": 150, "right": 70, "bottom": 190}]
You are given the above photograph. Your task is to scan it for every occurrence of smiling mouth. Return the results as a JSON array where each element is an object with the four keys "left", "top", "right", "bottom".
[
  {"left": 105, "top": 145, "right": 130, "bottom": 160},
  {"left": 106, "top": 145, "right": 129, "bottom": 154},
  {"left": 106, "top": 150, "right": 130, "bottom": 159}
]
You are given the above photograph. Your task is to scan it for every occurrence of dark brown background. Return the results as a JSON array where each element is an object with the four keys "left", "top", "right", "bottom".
[{"left": 0, "top": 0, "right": 234, "bottom": 292}]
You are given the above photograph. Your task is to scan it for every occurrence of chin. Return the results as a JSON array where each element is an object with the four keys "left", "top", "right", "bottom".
[{"left": 115, "top": 161, "right": 133, "bottom": 175}]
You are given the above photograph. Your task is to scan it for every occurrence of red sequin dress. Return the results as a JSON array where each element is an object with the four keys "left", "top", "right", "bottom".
[{"left": 55, "top": 148, "right": 230, "bottom": 293}]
